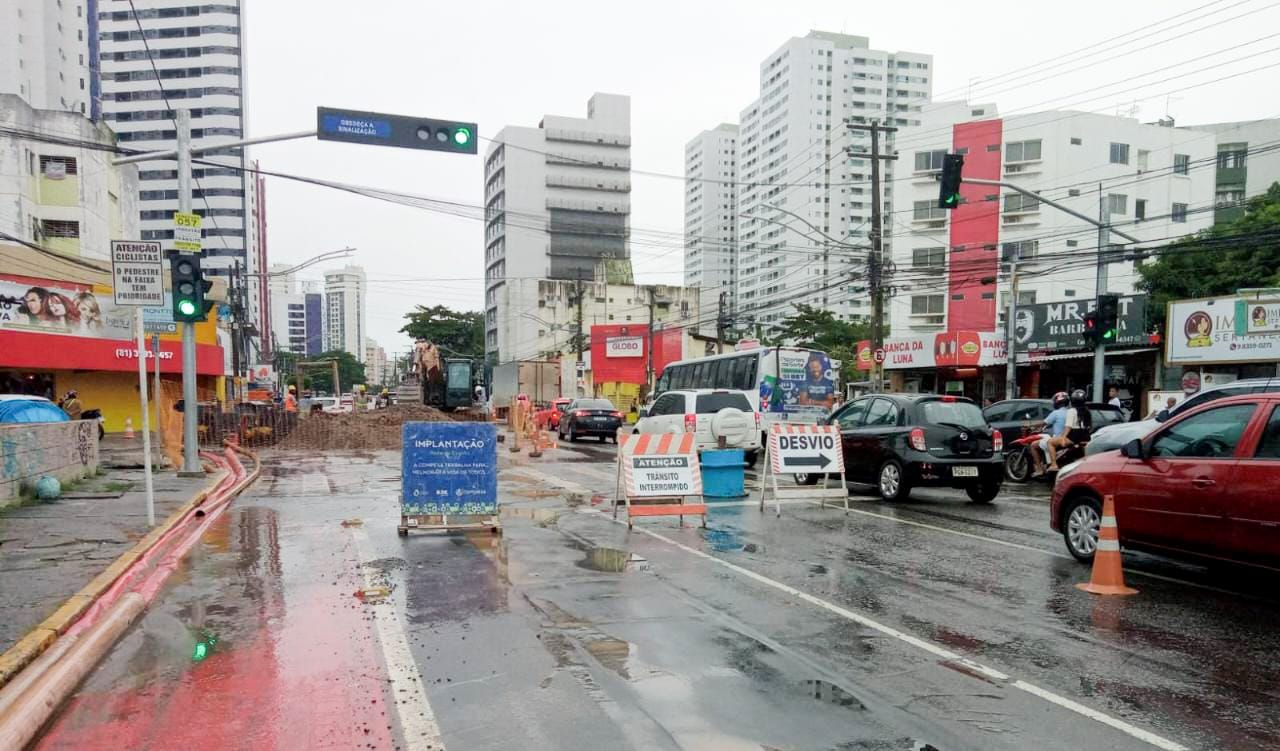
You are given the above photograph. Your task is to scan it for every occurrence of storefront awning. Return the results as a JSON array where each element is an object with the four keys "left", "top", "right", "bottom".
[{"left": 1018, "top": 347, "right": 1157, "bottom": 364}]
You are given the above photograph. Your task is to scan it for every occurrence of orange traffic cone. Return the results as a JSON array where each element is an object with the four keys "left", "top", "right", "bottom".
[
  {"left": 123, "top": 418, "right": 135, "bottom": 439},
  {"left": 1076, "top": 494, "right": 1137, "bottom": 596}
]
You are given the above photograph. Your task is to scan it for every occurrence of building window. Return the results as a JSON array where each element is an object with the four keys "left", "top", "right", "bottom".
[
  {"left": 913, "top": 149, "right": 946, "bottom": 172},
  {"left": 1108, "top": 194, "right": 1127, "bottom": 215},
  {"left": 1216, "top": 189, "right": 1245, "bottom": 207},
  {"left": 910, "top": 294, "right": 944, "bottom": 316},
  {"left": 912, "top": 246, "right": 945, "bottom": 269},
  {"left": 1109, "top": 142, "right": 1130, "bottom": 165},
  {"left": 1070, "top": 137, "right": 1082, "bottom": 145},
  {"left": 913, "top": 200, "right": 946, "bottom": 221},
  {"left": 40, "top": 220, "right": 80, "bottom": 238},
  {"left": 1135, "top": 199, "right": 1147, "bottom": 221},
  {"left": 1173, "top": 153, "right": 1190, "bottom": 175},
  {"left": 1171, "top": 202, "right": 1188, "bottom": 223},
  {"left": 1005, "top": 139, "right": 1041, "bottom": 162},
  {"left": 1217, "top": 148, "right": 1247, "bottom": 169},
  {"left": 38, "top": 155, "right": 78, "bottom": 177},
  {"left": 1001, "top": 240, "right": 1038, "bottom": 261},
  {"left": 1003, "top": 193, "right": 1039, "bottom": 213}
]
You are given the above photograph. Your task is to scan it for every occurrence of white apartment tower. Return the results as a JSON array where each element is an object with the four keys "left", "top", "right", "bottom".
[
  {"left": 726, "top": 31, "right": 932, "bottom": 332},
  {"left": 95, "top": 2, "right": 256, "bottom": 295},
  {"left": 0, "top": 0, "right": 95, "bottom": 117},
  {"left": 324, "top": 264, "right": 366, "bottom": 359},
  {"left": 683, "top": 124, "right": 738, "bottom": 337},
  {"left": 483, "top": 93, "right": 631, "bottom": 364}
]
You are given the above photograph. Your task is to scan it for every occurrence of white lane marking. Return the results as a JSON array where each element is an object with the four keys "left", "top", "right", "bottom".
[
  {"left": 351, "top": 526, "right": 444, "bottom": 751},
  {"left": 594, "top": 513, "right": 1187, "bottom": 751}
]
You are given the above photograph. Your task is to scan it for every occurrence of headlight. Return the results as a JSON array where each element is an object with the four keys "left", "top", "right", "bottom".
[{"left": 1055, "top": 459, "right": 1083, "bottom": 482}]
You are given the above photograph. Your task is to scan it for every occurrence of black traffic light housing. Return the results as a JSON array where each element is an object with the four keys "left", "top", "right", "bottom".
[
  {"left": 1082, "top": 310, "right": 1101, "bottom": 346},
  {"left": 170, "top": 253, "right": 214, "bottom": 323},
  {"left": 938, "top": 153, "right": 964, "bottom": 209},
  {"left": 1096, "top": 293, "right": 1120, "bottom": 343}
]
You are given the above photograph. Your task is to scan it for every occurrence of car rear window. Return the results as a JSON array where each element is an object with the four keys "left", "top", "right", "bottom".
[
  {"left": 1088, "top": 408, "right": 1124, "bottom": 426},
  {"left": 574, "top": 399, "right": 615, "bottom": 410},
  {"left": 920, "top": 400, "right": 986, "bottom": 428},
  {"left": 695, "top": 393, "right": 752, "bottom": 413}
]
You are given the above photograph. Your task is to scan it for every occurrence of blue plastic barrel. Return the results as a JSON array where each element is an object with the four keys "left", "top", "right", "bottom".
[{"left": 701, "top": 449, "right": 745, "bottom": 498}]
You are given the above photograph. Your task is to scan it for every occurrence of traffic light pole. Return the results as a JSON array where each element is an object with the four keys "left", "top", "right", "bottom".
[
  {"left": 1005, "top": 253, "right": 1020, "bottom": 400},
  {"left": 176, "top": 110, "right": 201, "bottom": 476},
  {"left": 1093, "top": 185, "right": 1111, "bottom": 402}
]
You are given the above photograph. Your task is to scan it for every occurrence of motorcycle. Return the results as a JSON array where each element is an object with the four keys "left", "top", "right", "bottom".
[{"left": 1004, "top": 432, "right": 1088, "bottom": 483}]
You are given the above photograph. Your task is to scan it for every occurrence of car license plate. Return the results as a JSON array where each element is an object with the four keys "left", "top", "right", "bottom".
[
  {"left": 592, "top": 416, "right": 607, "bottom": 422},
  {"left": 952, "top": 466, "right": 978, "bottom": 477}
]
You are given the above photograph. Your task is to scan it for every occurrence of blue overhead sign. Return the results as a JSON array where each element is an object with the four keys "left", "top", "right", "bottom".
[
  {"left": 402, "top": 422, "right": 497, "bottom": 515},
  {"left": 320, "top": 113, "right": 392, "bottom": 140}
]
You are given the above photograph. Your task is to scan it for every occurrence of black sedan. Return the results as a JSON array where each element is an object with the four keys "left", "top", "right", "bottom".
[
  {"left": 798, "top": 394, "right": 1003, "bottom": 503},
  {"left": 557, "top": 398, "right": 623, "bottom": 442}
]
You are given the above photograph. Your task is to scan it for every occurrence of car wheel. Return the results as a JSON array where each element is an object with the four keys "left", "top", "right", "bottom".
[
  {"left": 1004, "top": 449, "right": 1032, "bottom": 483},
  {"left": 965, "top": 480, "right": 1001, "bottom": 504},
  {"left": 794, "top": 472, "right": 820, "bottom": 486},
  {"left": 568, "top": 429, "right": 578, "bottom": 442},
  {"left": 1062, "top": 494, "right": 1102, "bottom": 562},
  {"left": 877, "top": 460, "right": 910, "bottom": 501}
]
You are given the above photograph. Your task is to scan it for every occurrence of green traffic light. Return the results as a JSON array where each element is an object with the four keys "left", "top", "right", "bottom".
[
  {"left": 453, "top": 127, "right": 472, "bottom": 146},
  {"left": 1102, "top": 329, "right": 1116, "bottom": 341},
  {"left": 945, "top": 194, "right": 959, "bottom": 206},
  {"left": 178, "top": 300, "right": 197, "bottom": 316}
]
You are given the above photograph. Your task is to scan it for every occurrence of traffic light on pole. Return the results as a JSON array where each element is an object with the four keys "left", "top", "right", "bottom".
[
  {"left": 1096, "top": 293, "right": 1120, "bottom": 343},
  {"left": 938, "top": 153, "right": 964, "bottom": 210},
  {"left": 1082, "top": 310, "right": 1101, "bottom": 347},
  {"left": 316, "top": 107, "right": 478, "bottom": 155},
  {"left": 170, "top": 254, "right": 213, "bottom": 323}
]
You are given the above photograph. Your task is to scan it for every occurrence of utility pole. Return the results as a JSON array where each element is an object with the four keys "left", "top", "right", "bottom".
[
  {"left": 1093, "top": 184, "right": 1111, "bottom": 400},
  {"left": 846, "top": 121, "right": 897, "bottom": 393},
  {"left": 1005, "top": 252, "right": 1020, "bottom": 400},
  {"left": 176, "top": 109, "right": 200, "bottom": 476},
  {"left": 646, "top": 286, "right": 656, "bottom": 391},
  {"left": 231, "top": 259, "right": 242, "bottom": 402},
  {"left": 716, "top": 292, "right": 728, "bottom": 354},
  {"left": 574, "top": 276, "right": 585, "bottom": 366}
]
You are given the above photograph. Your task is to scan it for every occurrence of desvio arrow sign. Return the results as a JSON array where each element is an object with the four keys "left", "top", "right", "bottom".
[{"left": 768, "top": 424, "right": 845, "bottom": 475}]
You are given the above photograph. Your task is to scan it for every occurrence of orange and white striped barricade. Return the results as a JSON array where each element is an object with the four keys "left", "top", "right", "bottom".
[
  {"left": 612, "top": 432, "right": 706, "bottom": 529},
  {"left": 758, "top": 423, "right": 848, "bottom": 517}
]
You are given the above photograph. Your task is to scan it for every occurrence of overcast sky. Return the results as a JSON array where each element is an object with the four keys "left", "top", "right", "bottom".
[{"left": 243, "top": 0, "right": 1280, "bottom": 358}]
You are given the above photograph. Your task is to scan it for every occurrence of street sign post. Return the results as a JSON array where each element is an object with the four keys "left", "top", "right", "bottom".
[
  {"left": 759, "top": 424, "right": 848, "bottom": 517},
  {"left": 873, "top": 348, "right": 886, "bottom": 364},
  {"left": 317, "top": 106, "right": 478, "bottom": 155},
  {"left": 400, "top": 422, "right": 500, "bottom": 535},
  {"left": 173, "top": 212, "right": 202, "bottom": 252},
  {"left": 109, "top": 240, "right": 161, "bottom": 526}
]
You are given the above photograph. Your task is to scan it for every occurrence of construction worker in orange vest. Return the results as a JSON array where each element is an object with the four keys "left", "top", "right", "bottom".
[{"left": 283, "top": 385, "right": 298, "bottom": 413}]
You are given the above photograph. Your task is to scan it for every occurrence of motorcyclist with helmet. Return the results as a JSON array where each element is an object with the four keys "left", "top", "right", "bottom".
[
  {"left": 1046, "top": 389, "right": 1093, "bottom": 472},
  {"left": 1030, "top": 391, "right": 1070, "bottom": 477}
]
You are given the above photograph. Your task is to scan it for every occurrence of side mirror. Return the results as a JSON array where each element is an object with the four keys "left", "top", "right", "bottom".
[{"left": 1121, "top": 437, "right": 1145, "bottom": 459}]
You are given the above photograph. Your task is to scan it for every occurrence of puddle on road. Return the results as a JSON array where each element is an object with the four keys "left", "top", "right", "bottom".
[
  {"left": 583, "top": 637, "right": 632, "bottom": 679},
  {"left": 501, "top": 506, "right": 562, "bottom": 526},
  {"left": 577, "top": 547, "right": 650, "bottom": 573},
  {"left": 803, "top": 679, "right": 865, "bottom": 709}
]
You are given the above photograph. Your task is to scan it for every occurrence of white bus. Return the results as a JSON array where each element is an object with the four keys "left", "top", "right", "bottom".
[{"left": 654, "top": 347, "right": 840, "bottom": 436}]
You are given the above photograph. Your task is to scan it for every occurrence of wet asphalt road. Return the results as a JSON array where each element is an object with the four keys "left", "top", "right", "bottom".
[{"left": 34, "top": 441, "right": 1280, "bottom": 750}]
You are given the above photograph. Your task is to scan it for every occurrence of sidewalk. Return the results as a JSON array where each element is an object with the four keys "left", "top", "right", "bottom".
[{"left": 0, "top": 435, "right": 211, "bottom": 654}]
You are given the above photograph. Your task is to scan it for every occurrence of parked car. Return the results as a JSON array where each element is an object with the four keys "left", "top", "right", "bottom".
[
  {"left": 1052, "top": 392, "right": 1280, "bottom": 570},
  {"left": 558, "top": 398, "right": 624, "bottom": 442},
  {"left": 1087, "top": 377, "right": 1280, "bottom": 456},
  {"left": 800, "top": 394, "right": 1004, "bottom": 503},
  {"left": 983, "top": 399, "right": 1125, "bottom": 481},
  {"left": 535, "top": 397, "right": 574, "bottom": 430},
  {"left": 634, "top": 389, "right": 762, "bottom": 462}
]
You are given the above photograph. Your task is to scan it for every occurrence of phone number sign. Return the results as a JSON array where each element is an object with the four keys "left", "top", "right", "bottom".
[{"left": 401, "top": 422, "right": 497, "bottom": 515}]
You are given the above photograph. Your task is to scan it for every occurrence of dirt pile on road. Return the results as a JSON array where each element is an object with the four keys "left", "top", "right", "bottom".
[{"left": 276, "top": 405, "right": 459, "bottom": 450}]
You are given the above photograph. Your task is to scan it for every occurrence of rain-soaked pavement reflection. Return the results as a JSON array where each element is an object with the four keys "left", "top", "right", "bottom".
[{"left": 32, "top": 445, "right": 1280, "bottom": 751}]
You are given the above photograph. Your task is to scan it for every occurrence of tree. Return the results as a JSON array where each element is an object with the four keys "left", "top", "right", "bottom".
[
  {"left": 772, "top": 304, "right": 874, "bottom": 388},
  {"left": 399, "top": 305, "right": 484, "bottom": 359},
  {"left": 1137, "top": 182, "right": 1280, "bottom": 326},
  {"left": 304, "top": 351, "right": 366, "bottom": 395}
]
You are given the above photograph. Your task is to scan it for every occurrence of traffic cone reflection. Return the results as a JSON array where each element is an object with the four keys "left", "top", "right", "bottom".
[{"left": 1076, "top": 494, "right": 1138, "bottom": 596}]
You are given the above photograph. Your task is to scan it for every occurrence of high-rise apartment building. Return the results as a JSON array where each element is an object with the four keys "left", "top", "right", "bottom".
[
  {"left": 266, "top": 264, "right": 322, "bottom": 357},
  {"left": 696, "top": 32, "right": 932, "bottom": 334},
  {"left": 0, "top": 0, "right": 97, "bottom": 117},
  {"left": 95, "top": 2, "right": 257, "bottom": 312},
  {"left": 683, "top": 124, "right": 738, "bottom": 337},
  {"left": 324, "top": 264, "right": 366, "bottom": 358},
  {"left": 483, "top": 93, "right": 631, "bottom": 363}
]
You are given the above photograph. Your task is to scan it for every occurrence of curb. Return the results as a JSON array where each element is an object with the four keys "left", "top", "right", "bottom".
[{"left": 0, "top": 469, "right": 230, "bottom": 690}]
